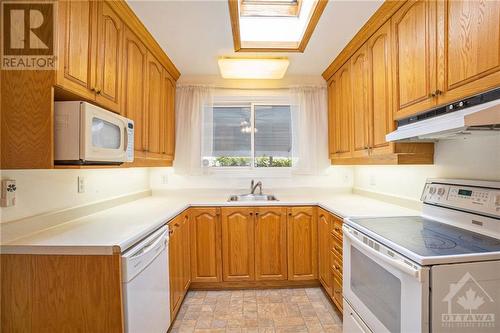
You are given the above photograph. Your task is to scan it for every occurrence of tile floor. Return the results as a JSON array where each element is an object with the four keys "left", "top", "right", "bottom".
[{"left": 170, "top": 288, "right": 342, "bottom": 333}]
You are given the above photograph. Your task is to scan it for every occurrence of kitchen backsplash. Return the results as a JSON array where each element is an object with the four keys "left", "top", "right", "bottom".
[
  {"left": 354, "top": 135, "right": 500, "bottom": 201},
  {"left": 0, "top": 168, "right": 150, "bottom": 223}
]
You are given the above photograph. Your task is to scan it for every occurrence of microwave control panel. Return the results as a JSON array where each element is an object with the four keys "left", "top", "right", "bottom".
[
  {"left": 422, "top": 182, "right": 500, "bottom": 216},
  {"left": 126, "top": 121, "right": 134, "bottom": 162}
]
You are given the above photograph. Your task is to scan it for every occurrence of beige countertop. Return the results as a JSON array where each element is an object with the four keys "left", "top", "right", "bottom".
[{"left": 0, "top": 188, "right": 420, "bottom": 255}]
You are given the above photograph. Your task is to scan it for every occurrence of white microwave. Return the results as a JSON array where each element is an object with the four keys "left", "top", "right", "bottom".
[{"left": 54, "top": 101, "right": 134, "bottom": 165}]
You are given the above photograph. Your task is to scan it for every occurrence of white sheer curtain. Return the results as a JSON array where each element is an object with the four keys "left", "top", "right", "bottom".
[
  {"left": 290, "top": 86, "right": 330, "bottom": 175},
  {"left": 173, "top": 85, "right": 213, "bottom": 175}
]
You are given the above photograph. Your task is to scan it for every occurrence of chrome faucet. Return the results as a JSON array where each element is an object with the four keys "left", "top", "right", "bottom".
[{"left": 250, "top": 179, "right": 263, "bottom": 195}]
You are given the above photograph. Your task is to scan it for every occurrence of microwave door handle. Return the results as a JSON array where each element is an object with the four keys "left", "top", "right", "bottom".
[
  {"left": 343, "top": 226, "right": 422, "bottom": 281},
  {"left": 123, "top": 125, "right": 128, "bottom": 152}
]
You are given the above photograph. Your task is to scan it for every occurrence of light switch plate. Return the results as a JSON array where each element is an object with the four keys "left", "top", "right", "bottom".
[{"left": 1, "top": 179, "right": 16, "bottom": 207}]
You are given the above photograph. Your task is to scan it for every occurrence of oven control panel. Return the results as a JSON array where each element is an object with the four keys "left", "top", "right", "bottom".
[{"left": 421, "top": 180, "right": 500, "bottom": 217}]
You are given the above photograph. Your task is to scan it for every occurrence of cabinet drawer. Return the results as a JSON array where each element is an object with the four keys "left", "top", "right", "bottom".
[
  {"left": 331, "top": 215, "right": 343, "bottom": 239},
  {"left": 330, "top": 250, "right": 343, "bottom": 278},
  {"left": 331, "top": 268, "right": 343, "bottom": 311},
  {"left": 331, "top": 235, "right": 343, "bottom": 258}
]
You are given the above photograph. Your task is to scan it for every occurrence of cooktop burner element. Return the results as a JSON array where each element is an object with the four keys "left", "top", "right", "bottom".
[
  {"left": 420, "top": 236, "right": 456, "bottom": 249},
  {"left": 348, "top": 216, "right": 500, "bottom": 258}
]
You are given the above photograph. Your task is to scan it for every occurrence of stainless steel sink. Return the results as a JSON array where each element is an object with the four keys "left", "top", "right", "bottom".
[{"left": 228, "top": 194, "right": 279, "bottom": 202}]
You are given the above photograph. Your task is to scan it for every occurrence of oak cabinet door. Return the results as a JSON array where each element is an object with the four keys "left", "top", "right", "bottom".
[
  {"left": 95, "top": 2, "right": 122, "bottom": 113},
  {"left": 392, "top": 0, "right": 438, "bottom": 119},
  {"left": 162, "top": 71, "right": 176, "bottom": 161},
  {"left": 190, "top": 208, "right": 222, "bottom": 283},
  {"left": 327, "top": 77, "right": 339, "bottom": 159},
  {"left": 336, "top": 63, "right": 352, "bottom": 157},
  {"left": 56, "top": 0, "right": 96, "bottom": 99},
  {"left": 145, "top": 52, "right": 163, "bottom": 159},
  {"left": 368, "top": 20, "right": 394, "bottom": 156},
  {"left": 169, "top": 220, "right": 182, "bottom": 317},
  {"left": 437, "top": 0, "right": 500, "bottom": 104},
  {"left": 287, "top": 207, "right": 318, "bottom": 281},
  {"left": 255, "top": 207, "right": 288, "bottom": 281},
  {"left": 221, "top": 208, "right": 255, "bottom": 281},
  {"left": 122, "top": 27, "right": 147, "bottom": 159},
  {"left": 350, "top": 44, "right": 370, "bottom": 158},
  {"left": 181, "top": 213, "right": 191, "bottom": 292},
  {"left": 318, "top": 209, "right": 332, "bottom": 296}
]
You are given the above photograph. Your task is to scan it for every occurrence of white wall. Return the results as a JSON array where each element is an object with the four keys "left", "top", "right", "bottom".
[
  {"left": 0, "top": 168, "right": 150, "bottom": 223},
  {"left": 150, "top": 166, "right": 353, "bottom": 191},
  {"left": 353, "top": 135, "right": 500, "bottom": 201}
]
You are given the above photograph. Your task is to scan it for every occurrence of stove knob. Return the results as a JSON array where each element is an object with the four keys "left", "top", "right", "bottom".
[
  {"left": 495, "top": 194, "right": 500, "bottom": 206},
  {"left": 438, "top": 188, "right": 445, "bottom": 196},
  {"left": 429, "top": 186, "right": 436, "bottom": 195},
  {"left": 458, "top": 101, "right": 464, "bottom": 107}
]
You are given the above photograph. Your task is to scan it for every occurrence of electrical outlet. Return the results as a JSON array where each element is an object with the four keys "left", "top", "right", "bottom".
[
  {"left": 369, "top": 175, "right": 376, "bottom": 186},
  {"left": 1, "top": 179, "right": 16, "bottom": 207},
  {"left": 161, "top": 174, "right": 169, "bottom": 185},
  {"left": 78, "top": 176, "right": 85, "bottom": 193}
]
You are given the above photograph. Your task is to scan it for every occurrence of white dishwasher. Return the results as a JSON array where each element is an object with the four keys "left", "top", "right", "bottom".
[{"left": 122, "top": 226, "right": 170, "bottom": 333}]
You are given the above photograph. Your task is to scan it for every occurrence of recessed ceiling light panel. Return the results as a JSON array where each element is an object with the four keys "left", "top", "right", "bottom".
[{"left": 218, "top": 57, "right": 290, "bottom": 79}]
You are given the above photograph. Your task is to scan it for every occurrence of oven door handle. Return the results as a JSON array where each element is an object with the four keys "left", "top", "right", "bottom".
[{"left": 343, "top": 226, "right": 422, "bottom": 281}]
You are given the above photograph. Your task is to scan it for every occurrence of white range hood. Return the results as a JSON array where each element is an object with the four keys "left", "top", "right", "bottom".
[{"left": 386, "top": 93, "right": 500, "bottom": 142}]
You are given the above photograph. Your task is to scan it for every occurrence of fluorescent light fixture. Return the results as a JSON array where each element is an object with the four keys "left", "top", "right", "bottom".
[{"left": 218, "top": 57, "right": 290, "bottom": 79}]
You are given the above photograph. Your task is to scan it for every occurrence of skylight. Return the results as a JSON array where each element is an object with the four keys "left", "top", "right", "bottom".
[{"left": 229, "top": 0, "right": 328, "bottom": 52}]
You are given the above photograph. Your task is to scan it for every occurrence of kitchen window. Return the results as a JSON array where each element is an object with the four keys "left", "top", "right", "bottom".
[{"left": 203, "top": 104, "right": 292, "bottom": 168}]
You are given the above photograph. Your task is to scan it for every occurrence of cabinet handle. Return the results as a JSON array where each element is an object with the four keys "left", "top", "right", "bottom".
[
  {"left": 255, "top": 212, "right": 259, "bottom": 216},
  {"left": 249, "top": 212, "right": 253, "bottom": 216},
  {"left": 169, "top": 230, "right": 174, "bottom": 235},
  {"left": 96, "top": 88, "right": 101, "bottom": 94},
  {"left": 334, "top": 227, "right": 340, "bottom": 232},
  {"left": 288, "top": 213, "right": 292, "bottom": 216},
  {"left": 174, "top": 223, "right": 180, "bottom": 227},
  {"left": 429, "top": 92, "right": 436, "bottom": 98},
  {"left": 435, "top": 89, "right": 442, "bottom": 96},
  {"left": 335, "top": 246, "right": 342, "bottom": 252},
  {"left": 90, "top": 87, "right": 96, "bottom": 92}
]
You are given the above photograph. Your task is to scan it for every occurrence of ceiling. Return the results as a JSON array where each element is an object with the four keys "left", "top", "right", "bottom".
[{"left": 127, "top": 0, "right": 383, "bottom": 78}]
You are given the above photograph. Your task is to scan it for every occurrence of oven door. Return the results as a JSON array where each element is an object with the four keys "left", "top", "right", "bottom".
[
  {"left": 343, "top": 224, "right": 430, "bottom": 333},
  {"left": 80, "top": 102, "right": 128, "bottom": 163}
]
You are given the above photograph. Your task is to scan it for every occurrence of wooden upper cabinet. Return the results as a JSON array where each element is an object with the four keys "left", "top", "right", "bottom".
[
  {"left": 331, "top": 63, "right": 352, "bottom": 158},
  {"left": 56, "top": 0, "right": 96, "bottom": 100},
  {"left": 255, "top": 207, "right": 288, "bottom": 281},
  {"left": 145, "top": 53, "right": 163, "bottom": 159},
  {"left": 437, "top": 0, "right": 500, "bottom": 104},
  {"left": 327, "top": 78, "right": 337, "bottom": 159},
  {"left": 162, "top": 71, "right": 176, "bottom": 161},
  {"left": 392, "top": 0, "right": 438, "bottom": 119},
  {"left": 287, "top": 207, "right": 318, "bottom": 281},
  {"left": 318, "top": 209, "right": 332, "bottom": 296},
  {"left": 94, "top": 2, "right": 123, "bottom": 113},
  {"left": 189, "top": 208, "right": 222, "bottom": 283},
  {"left": 221, "top": 207, "right": 255, "bottom": 282},
  {"left": 350, "top": 44, "right": 370, "bottom": 158},
  {"left": 122, "top": 27, "right": 147, "bottom": 159},
  {"left": 368, "top": 20, "right": 394, "bottom": 156}
]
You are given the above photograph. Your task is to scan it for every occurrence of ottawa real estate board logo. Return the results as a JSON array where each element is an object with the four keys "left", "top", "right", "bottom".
[
  {"left": 1, "top": 1, "right": 57, "bottom": 70},
  {"left": 441, "top": 272, "right": 496, "bottom": 329}
]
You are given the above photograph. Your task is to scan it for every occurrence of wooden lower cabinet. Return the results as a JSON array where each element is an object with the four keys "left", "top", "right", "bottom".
[
  {"left": 1, "top": 254, "right": 123, "bottom": 332},
  {"left": 221, "top": 207, "right": 256, "bottom": 281},
  {"left": 169, "top": 212, "right": 191, "bottom": 319},
  {"left": 255, "top": 207, "right": 288, "bottom": 281},
  {"left": 287, "top": 206, "right": 318, "bottom": 281},
  {"left": 317, "top": 209, "right": 344, "bottom": 312},
  {"left": 318, "top": 208, "right": 332, "bottom": 296},
  {"left": 189, "top": 208, "right": 222, "bottom": 282}
]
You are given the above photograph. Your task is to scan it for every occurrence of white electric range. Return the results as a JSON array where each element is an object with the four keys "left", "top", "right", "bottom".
[{"left": 342, "top": 179, "right": 500, "bottom": 333}]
